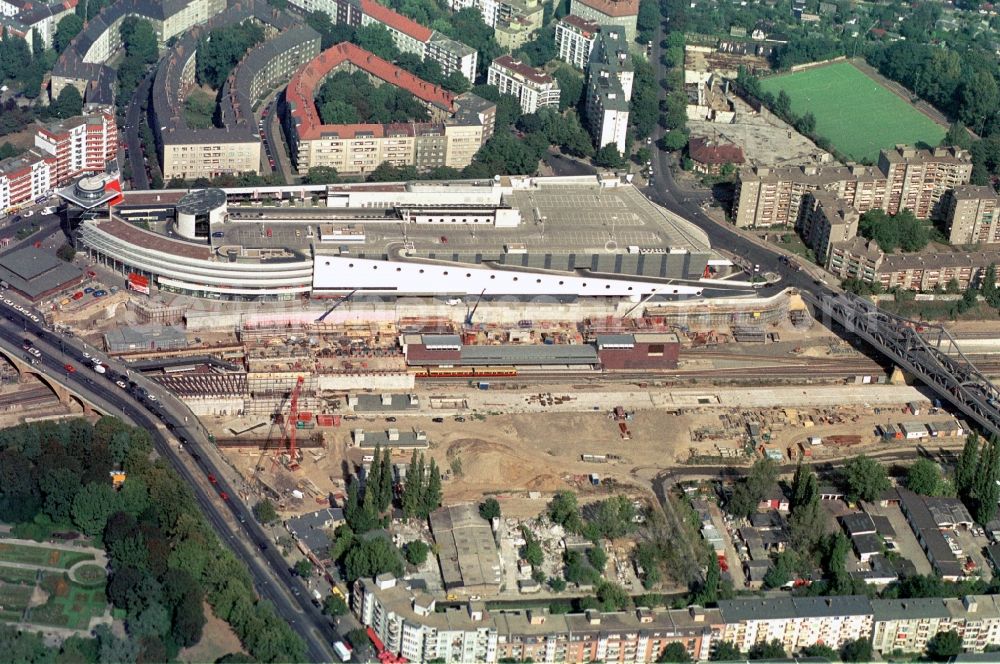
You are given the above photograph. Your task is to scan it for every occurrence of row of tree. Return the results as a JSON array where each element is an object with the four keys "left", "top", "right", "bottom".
[
  {"left": 0, "top": 417, "right": 304, "bottom": 662},
  {"left": 956, "top": 433, "right": 1000, "bottom": 525},
  {"left": 326, "top": 447, "right": 442, "bottom": 584}
]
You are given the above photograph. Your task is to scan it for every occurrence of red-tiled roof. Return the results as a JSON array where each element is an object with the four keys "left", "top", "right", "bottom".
[
  {"left": 491, "top": 56, "right": 553, "bottom": 86},
  {"left": 688, "top": 137, "right": 745, "bottom": 165},
  {"left": 287, "top": 42, "right": 455, "bottom": 142},
  {"left": 574, "top": 0, "right": 639, "bottom": 17},
  {"left": 360, "top": 0, "right": 432, "bottom": 42},
  {"left": 560, "top": 14, "right": 600, "bottom": 34}
]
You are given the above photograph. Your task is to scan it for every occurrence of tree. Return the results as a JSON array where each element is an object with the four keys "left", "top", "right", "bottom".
[
  {"left": 323, "top": 593, "right": 348, "bottom": 616},
  {"left": 927, "top": 629, "right": 963, "bottom": 661},
  {"left": 404, "top": 540, "right": 429, "bottom": 565},
  {"left": 54, "top": 14, "right": 83, "bottom": 53},
  {"left": 594, "top": 143, "right": 626, "bottom": 168},
  {"left": 586, "top": 495, "right": 637, "bottom": 540},
  {"left": 52, "top": 85, "right": 83, "bottom": 119},
  {"left": 973, "top": 436, "right": 1000, "bottom": 524},
  {"left": 840, "top": 638, "right": 873, "bottom": 662},
  {"left": 378, "top": 446, "right": 393, "bottom": 512},
  {"left": 303, "top": 166, "right": 340, "bottom": 184},
  {"left": 253, "top": 499, "right": 278, "bottom": 524},
  {"left": 402, "top": 450, "right": 424, "bottom": 519},
  {"left": 422, "top": 458, "right": 441, "bottom": 518},
  {"left": 522, "top": 529, "right": 544, "bottom": 567},
  {"left": 596, "top": 580, "right": 631, "bottom": 611},
  {"left": 294, "top": 558, "right": 313, "bottom": 578},
  {"left": 658, "top": 642, "right": 692, "bottom": 663},
  {"left": 957, "top": 433, "right": 981, "bottom": 500},
  {"left": 710, "top": 642, "right": 742, "bottom": 661},
  {"left": 801, "top": 643, "right": 837, "bottom": 659},
  {"left": 549, "top": 491, "right": 582, "bottom": 532},
  {"left": 548, "top": 576, "right": 566, "bottom": 592},
  {"left": 71, "top": 481, "right": 117, "bottom": 535},
  {"left": 763, "top": 550, "right": 795, "bottom": 589},
  {"left": 748, "top": 639, "right": 786, "bottom": 660},
  {"left": 906, "top": 458, "right": 942, "bottom": 495},
  {"left": 354, "top": 24, "right": 399, "bottom": 61},
  {"left": 172, "top": 591, "right": 206, "bottom": 647},
  {"left": 843, "top": 455, "right": 890, "bottom": 503},
  {"left": 479, "top": 497, "right": 501, "bottom": 522},
  {"left": 553, "top": 65, "right": 584, "bottom": 111},
  {"left": 344, "top": 535, "right": 404, "bottom": 582}
]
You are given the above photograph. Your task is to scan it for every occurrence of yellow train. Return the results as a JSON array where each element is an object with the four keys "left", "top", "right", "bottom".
[{"left": 411, "top": 365, "right": 517, "bottom": 378}]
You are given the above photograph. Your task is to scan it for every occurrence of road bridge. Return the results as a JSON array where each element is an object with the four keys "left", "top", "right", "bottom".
[
  {"left": 806, "top": 291, "right": 1000, "bottom": 439},
  {"left": 0, "top": 346, "right": 104, "bottom": 416}
]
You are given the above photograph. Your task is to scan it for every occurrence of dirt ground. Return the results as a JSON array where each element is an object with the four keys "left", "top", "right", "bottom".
[
  {"left": 227, "top": 387, "right": 948, "bottom": 522},
  {"left": 178, "top": 602, "right": 245, "bottom": 664}
]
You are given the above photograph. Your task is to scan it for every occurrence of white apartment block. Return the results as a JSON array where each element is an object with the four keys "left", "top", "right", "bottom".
[
  {"left": 717, "top": 597, "right": 874, "bottom": 656},
  {"left": 555, "top": 15, "right": 599, "bottom": 69},
  {"left": 585, "top": 27, "right": 632, "bottom": 153},
  {"left": 359, "top": 0, "right": 477, "bottom": 83},
  {"left": 487, "top": 55, "right": 560, "bottom": 114}
]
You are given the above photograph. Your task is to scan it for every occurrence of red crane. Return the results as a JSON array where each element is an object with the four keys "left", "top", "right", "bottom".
[{"left": 285, "top": 375, "right": 305, "bottom": 470}]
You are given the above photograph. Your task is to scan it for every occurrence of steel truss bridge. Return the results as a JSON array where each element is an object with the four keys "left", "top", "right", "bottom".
[{"left": 804, "top": 292, "right": 1000, "bottom": 439}]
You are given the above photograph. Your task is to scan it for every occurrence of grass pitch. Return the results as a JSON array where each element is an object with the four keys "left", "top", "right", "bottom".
[{"left": 759, "top": 61, "right": 946, "bottom": 162}]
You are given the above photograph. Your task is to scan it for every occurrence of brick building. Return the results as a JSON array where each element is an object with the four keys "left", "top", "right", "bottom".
[{"left": 595, "top": 333, "right": 680, "bottom": 370}]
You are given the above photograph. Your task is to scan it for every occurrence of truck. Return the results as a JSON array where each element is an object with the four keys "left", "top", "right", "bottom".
[{"left": 333, "top": 640, "right": 352, "bottom": 662}]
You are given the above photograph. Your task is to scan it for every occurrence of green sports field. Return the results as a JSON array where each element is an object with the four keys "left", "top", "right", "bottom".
[{"left": 759, "top": 61, "right": 946, "bottom": 162}]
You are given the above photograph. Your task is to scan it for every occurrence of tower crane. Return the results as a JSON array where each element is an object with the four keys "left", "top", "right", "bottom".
[{"left": 284, "top": 375, "right": 305, "bottom": 470}]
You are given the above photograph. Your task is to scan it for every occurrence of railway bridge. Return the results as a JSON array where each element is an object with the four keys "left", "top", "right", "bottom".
[{"left": 805, "top": 292, "right": 1000, "bottom": 439}]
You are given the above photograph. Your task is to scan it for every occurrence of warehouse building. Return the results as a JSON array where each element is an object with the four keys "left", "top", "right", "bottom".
[
  {"left": 103, "top": 324, "right": 190, "bottom": 353},
  {"left": 0, "top": 247, "right": 85, "bottom": 302},
  {"left": 429, "top": 504, "right": 503, "bottom": 595}
]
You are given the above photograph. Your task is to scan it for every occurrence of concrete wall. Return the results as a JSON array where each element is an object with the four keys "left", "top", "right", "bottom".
[{"left": 318, "top": 373, "right": 415, "bottom": 390}]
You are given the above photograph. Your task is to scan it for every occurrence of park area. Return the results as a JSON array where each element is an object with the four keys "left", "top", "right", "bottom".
[
  {"left": 0, "top": 539, "right": 109, "bottom": 632},
  {"left": 759, "top": 61, "right": 946, "bottom": 162}
]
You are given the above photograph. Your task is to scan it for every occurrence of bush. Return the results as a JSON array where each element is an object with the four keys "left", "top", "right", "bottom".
[{"left": 404, "top": 540, "right": 429, "bottom": 566}]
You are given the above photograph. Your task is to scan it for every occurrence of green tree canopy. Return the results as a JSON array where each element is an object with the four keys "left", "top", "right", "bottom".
[
  {"left": 404, "top": 540, "right": 429, "bottom": 565},
  {"left": 906, "top": 458, "right": 943, "bottom": 496},
  {"left": 843, "top": 455, "right": 891, "bottom": 503},
  {"left": 54, "top": 14, "right": 83, "bottom": 53},
  {"left": 927, "top": 629, "right": 963, "bottom": 661},
  {"left": 344, "top": 535, "right": 404, "bottom": 582}
]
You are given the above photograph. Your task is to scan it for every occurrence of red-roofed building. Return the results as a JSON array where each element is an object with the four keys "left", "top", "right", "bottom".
[
  {"left": 688, "top": 136, "right": 745, "bottom": 175},
  {"left": 570, "top": 0, "right": 638, "bottom": 42},
  {"left": 284, "top": 42, "right": 494, "bottom": 175},
  {"left": 358, "top": 0, "right": 477, "bottom": 82}
]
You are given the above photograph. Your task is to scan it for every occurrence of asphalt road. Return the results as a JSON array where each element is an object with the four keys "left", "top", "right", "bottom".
[
  {"left": 0, "top": 212, "right": 63, "bottom": 256},
  {"left": 0, "top": 301, "right": 349, "bottom": 662},
  {"left": 644, "top": 21, "right": 835, "bottom": 301},
  {"left": 124, "top": 71, "right": 155, "bottom": 190}
]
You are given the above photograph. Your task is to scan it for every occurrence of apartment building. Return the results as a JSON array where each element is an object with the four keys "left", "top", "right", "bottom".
[
  {"left": 555, "top": 15, "right": 599, "bottom": 69},
  {"left": 583, "top": 27, "right": 632, "bottom": 154},
  {"left": 0, "top": 0, "right": 75, "bottom": 53},
  {"left": 285, "top": 43, "right": 494, "bottom": 174},
  {"left": 718, "top": 596, "right": 874, "bottom": 655},
  {"left": 0, "top": 107, "right": 116, "bottom": 214},
  {"left": 733, "top": 146, "right": 973, "bottom": 228},
  {"left": 570, "top": 0, "right": 639, "bottom": 43},
  {"left": 447, "top": 0, "right": 544, "bottom": 49},
  {"left": 826, "top": 237, "right": 883, "bottom": 283},
  {"left": 33, "top": 109, "right": 117, "bottom": 185},
  {"left": 51, "top": 0, "right": 227, "bottom": 102},
  {"left": 826, "top": 239, "right": 1000, "bottom": 291},
  {"left": 947, "top": 184, "right": 1000, "bottom": 245},
  {"left": 0, "top": 153, "right": 54, "bottom": 215},
  {"left": 353, "top": 574, "right": 720, "bottom": 663},
  {"left": 798, "top": 190, "right": 860, "bottom": 262},
  {"left": 871, "top": 596, "right": 1000, "bottom": 655},
  {"left": 314, "top": 0, "right": 480, "bottom": 82},
  {"left": 488, "top": 55, "right": 561, "bottom": 114}
]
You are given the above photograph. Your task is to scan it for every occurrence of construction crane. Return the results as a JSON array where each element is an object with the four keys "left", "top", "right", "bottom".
[
  {"left": 316, "top": 290, "right": 356, "bottom": 322},
  {"left": 284, "top": 375, "right": 305, "bottom": 470},
  {"left": 464, "top": 289, "right": 486, "bottom": 327}
]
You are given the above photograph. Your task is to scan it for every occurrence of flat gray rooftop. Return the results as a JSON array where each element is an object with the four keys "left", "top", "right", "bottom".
[
  {"left": 211, "top": 183, "right": 714, "bottom": 280},
  {"left": 0, "top": 247, "right": 84, "bottom": 299}
]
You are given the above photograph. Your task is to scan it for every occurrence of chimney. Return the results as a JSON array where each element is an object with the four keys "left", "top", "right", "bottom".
[
  {"left": 586, "top": 609, "right": 601, "bottom": 625},
  {"left": 690, "top": 606, "right": 705, "bottom": 622}
]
